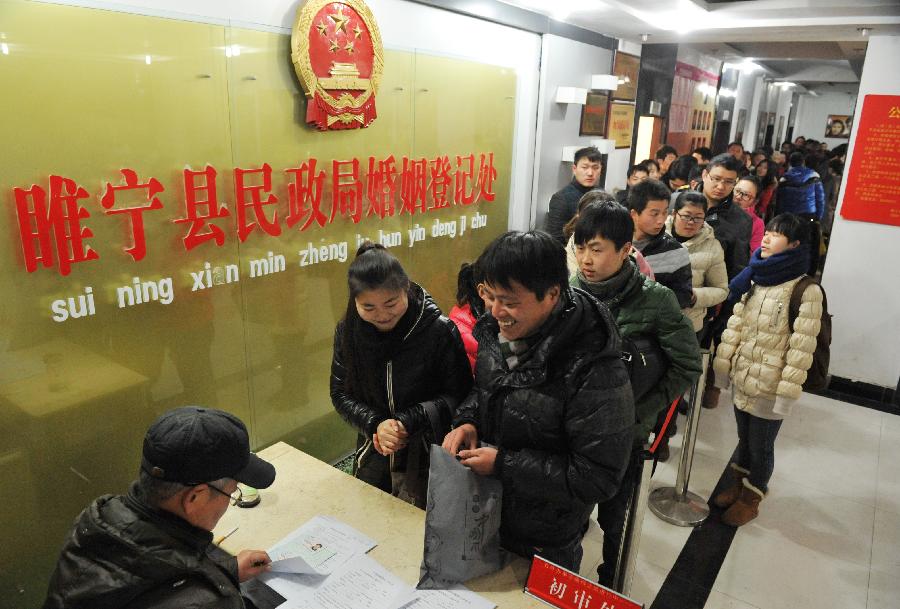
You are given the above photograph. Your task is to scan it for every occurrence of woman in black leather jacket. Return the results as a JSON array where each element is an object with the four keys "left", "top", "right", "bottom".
[{"left": 330, "top": 243, "right": 473, "bottom": 507}]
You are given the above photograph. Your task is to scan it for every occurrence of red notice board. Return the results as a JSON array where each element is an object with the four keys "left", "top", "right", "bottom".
[{"left": 840, "top": 94, "right": 900, "bottom": 226}]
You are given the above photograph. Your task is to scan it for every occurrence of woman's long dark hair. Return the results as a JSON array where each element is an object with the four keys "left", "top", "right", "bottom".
[
  {"left": 340, "top": 243, "right": 410, "bottom": 399},
  {"left": 755, "top": 159, "right": 778, "bottom": 190},
  {"left": 455, "top": 262, "right": 484, "bottom": 318}
]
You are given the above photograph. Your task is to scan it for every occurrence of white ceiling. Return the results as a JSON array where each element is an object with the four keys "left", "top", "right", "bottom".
[{"left": 498, "top": 0, "right": 900, "bottom": 92}]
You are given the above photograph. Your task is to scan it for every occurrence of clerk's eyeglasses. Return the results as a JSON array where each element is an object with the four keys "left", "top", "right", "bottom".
[
  {"left": 675, "top": 212, "right": 705, "bottom": 224},
  {"left": 206, "top": 483, "right": 242, "bottom": 506}
]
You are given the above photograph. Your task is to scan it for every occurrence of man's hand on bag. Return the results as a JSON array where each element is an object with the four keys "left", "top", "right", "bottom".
[
  {"left": 458, "top": 446, "right": 497, "bottom": 476},
  {"left": 375, "top": 419, "right": 407, "bottom": 455},
  {"left": 441, "top": 423, "right": 478, "bottom": 456}
]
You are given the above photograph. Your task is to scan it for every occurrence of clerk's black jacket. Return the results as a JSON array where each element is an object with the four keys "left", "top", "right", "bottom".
[
  {"left": 330, "top": 283, "right": 472, "bottom": 501},
  {"left": 452, "top": 287, "right": 634, "bottom": 553},
  {"left": 43, "top": 484, "right": 244, "bottom": 609}
]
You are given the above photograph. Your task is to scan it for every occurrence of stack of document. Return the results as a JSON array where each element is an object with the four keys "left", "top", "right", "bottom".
[{"left": 255, "top": 515, "right": 495, "bottom": 609}]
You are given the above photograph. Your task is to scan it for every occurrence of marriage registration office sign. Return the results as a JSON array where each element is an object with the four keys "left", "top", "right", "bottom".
[
  {"left": 840, "top": 94, "right": 900, "bottom": 227},
  {"left": 11, "top": 153, "right": 498, "bottom": 277}
]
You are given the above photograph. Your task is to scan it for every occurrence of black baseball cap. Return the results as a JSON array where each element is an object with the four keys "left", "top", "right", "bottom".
[{"left": 141, "top": 406, "right": 275, "bottom": 489}]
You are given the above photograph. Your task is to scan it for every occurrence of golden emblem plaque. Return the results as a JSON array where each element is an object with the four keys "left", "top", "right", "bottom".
[{"left": 291, "top": 0, "right": 384, "bottom": 130}]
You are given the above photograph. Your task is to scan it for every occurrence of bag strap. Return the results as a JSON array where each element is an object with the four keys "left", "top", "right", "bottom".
[{"left": 788, "top": 275, "right": 819, "bottom": 332}]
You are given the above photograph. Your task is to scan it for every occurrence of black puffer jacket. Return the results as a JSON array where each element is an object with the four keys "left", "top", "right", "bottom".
[
  {"left": 43, "top": 485, "right": 243, "bottom": 609},
  {"left": 331, "top": 283, "right": 473, "bottom": 496},
  {"left": 453, "top": 288, "right": 634, "bottom": 552},
  {"left": 543, "top": 179, "right": 596, "bottom": 244},
  {"left": 705, "top": 194, "right": 753, "bottom": 280}
]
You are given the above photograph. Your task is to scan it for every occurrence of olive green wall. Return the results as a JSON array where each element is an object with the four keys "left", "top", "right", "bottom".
[{"left": 0, "top": 1, "right": 513, "bottom": 604}]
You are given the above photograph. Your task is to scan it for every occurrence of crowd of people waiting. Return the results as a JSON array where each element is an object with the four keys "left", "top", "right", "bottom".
[{"left": 39, "top": 138, "right": 835, "bottom": 608}]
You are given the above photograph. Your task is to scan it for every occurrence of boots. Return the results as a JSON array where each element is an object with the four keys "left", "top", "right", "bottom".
[
  {"left": 712, "top": 463, "right": 750, "bottom": 509},
  {"left": 702, "top": 385, "right": 721, "bottom": 409},
  {"left": 722, "top": 478, "right": 765, "bottom": 527}
]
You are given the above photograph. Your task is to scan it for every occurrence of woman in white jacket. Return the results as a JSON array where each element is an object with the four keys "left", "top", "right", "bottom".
[
  {"left": 665, "top": 191, "right": 729, "bottom": 335},
  {"left": 712, "top": 213, "right": 824, "bottom": 526}
]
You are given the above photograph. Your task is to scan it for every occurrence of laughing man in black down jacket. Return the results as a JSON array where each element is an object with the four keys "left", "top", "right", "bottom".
[{"left": 442, "top": 231, "right": 634, "bottom": 572}]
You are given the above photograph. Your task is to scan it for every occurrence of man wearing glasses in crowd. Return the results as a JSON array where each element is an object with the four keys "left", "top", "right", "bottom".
[
  {"left": 43, "top": 407, "right": 276, "bottom": 609},
  {"left": 699, "top": 154, "right": 752, "bottom": 280},
  {"left": 696, "top": 154, "right": 752, "bottom": 408}
]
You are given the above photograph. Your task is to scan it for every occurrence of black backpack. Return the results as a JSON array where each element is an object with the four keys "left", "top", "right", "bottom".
[
  {"left": 621, "top": 334, "right": 669, "bottom": 401},
  {"left": 788, "top": 276, "right": 832, "bottom": 391}
]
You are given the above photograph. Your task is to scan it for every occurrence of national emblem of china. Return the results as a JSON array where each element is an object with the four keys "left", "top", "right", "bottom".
[{"left": 291, "top": 0, "right": 384, "bottom": 130}]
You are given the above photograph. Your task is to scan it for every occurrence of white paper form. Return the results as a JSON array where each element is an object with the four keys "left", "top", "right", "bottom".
[
  {"left": 267, "top": 515, "right": 377, "bottom": 575},
  {"left": 261, "top": 553, "right": 416, "bottom": 609},
  {"left": 404, "top": 586, "right": 496, "bottom": 609}
]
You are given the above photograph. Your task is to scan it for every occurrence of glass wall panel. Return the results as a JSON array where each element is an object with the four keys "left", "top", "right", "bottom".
[{"left": 0, "top": 2, "right": 514, "bottom": 605}]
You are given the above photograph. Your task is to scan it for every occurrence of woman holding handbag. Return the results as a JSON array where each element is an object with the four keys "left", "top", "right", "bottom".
[{"left": 330, "top": 243, "right": 472, "bottom": 507}]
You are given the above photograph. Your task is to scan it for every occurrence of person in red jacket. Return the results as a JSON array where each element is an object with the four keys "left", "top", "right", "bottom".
[{"left": 448, "top": 262, "right": 485, "bottom": 372}]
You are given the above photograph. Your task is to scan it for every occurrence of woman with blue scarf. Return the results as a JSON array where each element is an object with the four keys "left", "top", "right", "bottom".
[{"left": 711, "top": 213, "right": 825, "bottom": 526}]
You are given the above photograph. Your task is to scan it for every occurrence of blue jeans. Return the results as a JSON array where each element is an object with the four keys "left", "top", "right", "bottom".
[{"left": 733, "top": 406, "right": 783, "bottom": 492}]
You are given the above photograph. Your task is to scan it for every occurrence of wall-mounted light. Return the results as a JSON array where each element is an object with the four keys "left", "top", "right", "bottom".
[
  {"left": 858, "top": 27, "right": 870, "bottom": 37},
  {"left": 556, "top": 87, "right": 588, "bottom": 104},
  {"left": 145, "top": 54, "right": 152, "bottom": 65},
  {"left": 590, "top": 74, "right": 619, "bottom": 90},
  {"left": 1, "top": 42, "right": 8, "bottom": 56},
  {"left": 641, "top": 33, "right": 649, "bottom": 43}
]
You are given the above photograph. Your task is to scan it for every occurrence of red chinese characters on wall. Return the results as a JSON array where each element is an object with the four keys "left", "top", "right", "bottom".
[{"left": 11, "top": 153, "right": 498, "bottom": 276}]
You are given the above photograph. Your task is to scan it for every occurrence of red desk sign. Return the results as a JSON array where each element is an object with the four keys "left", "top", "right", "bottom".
[
  {"left": 840, "top": 94, "right": 900, "bottom": 227},
  {"left": 524, "top": 555, "right": 643, "bottom": 609}
]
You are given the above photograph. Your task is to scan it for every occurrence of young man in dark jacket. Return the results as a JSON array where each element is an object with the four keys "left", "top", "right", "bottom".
[
  {"left": 442, "top": 230, "right": 634, "bottom": 572},
  {"left": 43, "top": 407, "right": 277, "bottom": 609},
  {"left": 700, "top": 154, "right": 753, "bottom": 280},
  {"left": 627, "top": 179, "right": 694, "bottom": 308},
  {"left": 570, "top": 197, "right": 700, "bottom": 586},
  {"left": 543, "top": 146, "right": 603, "bottom": 244},
  {"left": 699, "top": 154, "right": 753, "bottom": 407}
]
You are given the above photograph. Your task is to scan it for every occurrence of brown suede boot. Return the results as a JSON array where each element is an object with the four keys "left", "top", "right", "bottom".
[
  {"left": 712, "top": 463, "right": 750, "bottom": 508},
  {"left": 702, "top": 385, "right": 721, "bottom": 409},
  {"left": 722, "top": 478, "right": 765, "bottom": 527}
]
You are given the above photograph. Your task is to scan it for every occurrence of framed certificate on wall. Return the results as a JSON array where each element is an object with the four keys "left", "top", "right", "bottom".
[
  {"left": 612, "top": 51, "right": 640, "bottom": 101},
  {"left": 580, "top": 91, "right": 610, "bottom": 136},
  {"left": 608, "top": 102, "right": 636, "bottom": 148}
]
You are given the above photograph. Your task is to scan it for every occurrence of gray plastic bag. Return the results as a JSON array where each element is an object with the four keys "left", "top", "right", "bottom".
[{"left": 417, "top": 444, "right": 505, "bottom": 589}]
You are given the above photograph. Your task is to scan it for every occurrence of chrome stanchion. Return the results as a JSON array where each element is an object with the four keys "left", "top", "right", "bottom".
[
  {"left": 648, "top": 350, "right": 711, "bottom": 527},
  {"left": 613, "top": 451, "right": 654, "bottom": 595}
]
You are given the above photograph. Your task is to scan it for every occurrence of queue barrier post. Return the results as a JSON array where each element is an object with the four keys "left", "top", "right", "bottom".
[
  {"left": 612, "top": 449, "right": 654, "bottom": 595},
  {"left": 647, "top": 350, "right": 711, "bottom": 527}
]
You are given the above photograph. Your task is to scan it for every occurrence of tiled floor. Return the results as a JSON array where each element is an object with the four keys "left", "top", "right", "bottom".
[{"left": 578, "top": 390, "right": 900, "bottom": 609}]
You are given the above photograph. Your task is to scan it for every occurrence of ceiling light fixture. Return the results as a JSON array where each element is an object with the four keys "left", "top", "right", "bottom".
[
  {"left": 641, "top": 33, "right": 649, "bottom": 42},
  {"left": 858, "top": 27, "right": 870, "bottom": 37}
]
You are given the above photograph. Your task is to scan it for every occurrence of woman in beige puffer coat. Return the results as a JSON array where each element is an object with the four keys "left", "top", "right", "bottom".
[
  {"left": 712, "top": 213, "right": 824, "bottom": 527},
  {"left": 665, "top": 192, "right": 728, "bottom": 333}
]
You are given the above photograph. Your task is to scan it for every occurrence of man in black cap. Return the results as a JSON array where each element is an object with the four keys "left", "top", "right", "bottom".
[{"left": 43, "top": 406, "right": 277, "bottom": 609}]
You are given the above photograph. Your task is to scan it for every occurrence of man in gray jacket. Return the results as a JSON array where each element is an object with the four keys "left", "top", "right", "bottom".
[{"left": 43, "top": 407, "right": 276, "bottom": 609}]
